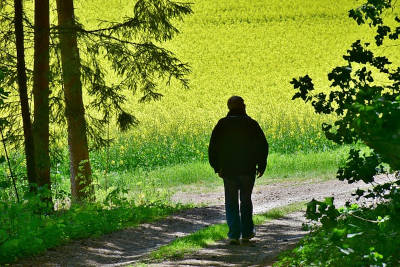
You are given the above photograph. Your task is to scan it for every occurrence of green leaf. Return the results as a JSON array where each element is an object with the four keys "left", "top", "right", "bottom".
[
  {"left": 324, "top": 197, "right": 334, "bottom": 206},
  {"left": 0, "top": 181, "right": 11, "bottom": 189},
  {"left": 0, "top": 229, "right": 8, "bottom": 243}
]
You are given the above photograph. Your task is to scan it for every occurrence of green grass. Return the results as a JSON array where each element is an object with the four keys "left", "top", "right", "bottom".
[
  {"left": 149, "top": 202, "right": 305, "bottom": 261},
  {"left": 1, "top": 147, "right": 347, "bottom": 204},
  {"left": 98, "top": 147, "right": 348, "bottom": 190},
  {"left": 54, "top": 147, "right": 346, "bottom": 198}
]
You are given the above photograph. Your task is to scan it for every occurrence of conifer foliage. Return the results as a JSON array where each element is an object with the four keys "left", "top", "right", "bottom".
[{"left": 0, "top": 0, "right": 192, "bottom": 202}]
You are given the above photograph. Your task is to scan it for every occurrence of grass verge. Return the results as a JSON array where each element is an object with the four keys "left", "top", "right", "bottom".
[
  {"left": 148, "top": 202, "right": 306, "bottom": 261},
  {"left": 100, "top": 147, "right": 348, "bottom": 193},
  {"left": 2, "top": 147, "right": 347, "bottom": 204}
]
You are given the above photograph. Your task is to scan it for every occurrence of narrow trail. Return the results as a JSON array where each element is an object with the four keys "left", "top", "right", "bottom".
[{"left": 15, "top": 176, "right": 390, "bottom": 267}]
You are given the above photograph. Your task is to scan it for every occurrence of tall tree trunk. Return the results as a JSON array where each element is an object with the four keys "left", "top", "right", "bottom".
[
  {"left": 13, "top": 0, "right": 37, "bottom": 189},
  {"left": 33, "top": 0, "right": 52, "bottom": 204},
  {"left": 56, "top": 0, "right": 93, "bottom": 202}
]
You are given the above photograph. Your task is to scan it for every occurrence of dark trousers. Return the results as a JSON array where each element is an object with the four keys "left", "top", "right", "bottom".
[{"left": 223, "top": 175, "right": 255, "bottom": 239}]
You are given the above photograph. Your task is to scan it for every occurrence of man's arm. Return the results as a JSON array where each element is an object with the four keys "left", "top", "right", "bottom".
[
  {"left": 255, "top": 122, "right": 269, "bottom": 177},
  {"left": 208, "top": 120, "right": 222, "bottom": 174}
]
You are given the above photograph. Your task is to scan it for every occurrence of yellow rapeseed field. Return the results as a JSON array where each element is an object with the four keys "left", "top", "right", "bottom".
[{"left": 77, "top": 0, "right": 399, "bottom": 147}]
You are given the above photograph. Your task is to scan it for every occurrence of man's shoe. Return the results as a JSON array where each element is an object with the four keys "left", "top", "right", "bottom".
[
  {"left": 228, "top": 238, "right": 240, "bottom": 245},
  {"left": 241, "top": 232, "right": 255, "bottom": 243}
]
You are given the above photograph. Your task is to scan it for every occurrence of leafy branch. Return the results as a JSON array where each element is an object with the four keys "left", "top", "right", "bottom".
[{"left": 293, "top": 0, "right": 400, "bottom": 227}]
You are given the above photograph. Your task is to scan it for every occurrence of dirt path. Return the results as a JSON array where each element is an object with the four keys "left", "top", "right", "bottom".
[
  {"left": 156, "top": 212, "right": 308, "bottom": 267},
  {"left": 15, "top": 176, "right": 390, "bottom": 267}
]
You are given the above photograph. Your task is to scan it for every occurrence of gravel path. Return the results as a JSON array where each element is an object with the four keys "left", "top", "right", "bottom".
[{"left": 15, "top": 176, "right": 391, "bottom": 267}]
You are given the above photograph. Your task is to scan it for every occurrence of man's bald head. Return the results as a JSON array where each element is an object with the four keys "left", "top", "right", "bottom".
[{"left": 227, "top": 96, "right": 245, "bottom": 111}]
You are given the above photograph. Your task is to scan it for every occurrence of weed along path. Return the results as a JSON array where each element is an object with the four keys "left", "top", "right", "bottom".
[{"left": 17, "top": 176, "right": 390, "bottom": 267}]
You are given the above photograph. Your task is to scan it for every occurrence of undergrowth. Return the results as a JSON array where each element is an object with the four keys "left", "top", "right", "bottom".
[
  {"left": 275, "top": 196, "right": 400, "bottom": 266},
  {"left": 0, "top": 193, "right": 188, "bottom": 264}
]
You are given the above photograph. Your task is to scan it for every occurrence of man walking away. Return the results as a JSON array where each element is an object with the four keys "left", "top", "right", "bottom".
[{"left": 208, "top": 96, "right": 269, "bottom": 245}]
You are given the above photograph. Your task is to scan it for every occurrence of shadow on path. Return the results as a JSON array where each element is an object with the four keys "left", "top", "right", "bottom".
[
  {"left": 16, "top": 206, "right": 226, "bottom": 267},
  {"left": 157, "top": 212, "right": 307, "bottom": 267}
]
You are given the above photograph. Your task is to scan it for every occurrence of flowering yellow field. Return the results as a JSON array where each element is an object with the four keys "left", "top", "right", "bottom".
[
  {"left": 78, "top": 0, "right": 399, "bottom": 168},
  {"left": 77, "top": 0, "right": 365, "bottom": 132}
]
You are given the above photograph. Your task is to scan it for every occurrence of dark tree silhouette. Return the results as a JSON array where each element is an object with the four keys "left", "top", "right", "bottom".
[
  {"left": 33, "top": 0, "right": 51, "bottom": 195},
  {"left": 13, "top": 0, "right": 37, "bottom": 190}
]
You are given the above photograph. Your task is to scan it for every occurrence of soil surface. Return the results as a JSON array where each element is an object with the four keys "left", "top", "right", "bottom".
[{"left": 15, "top": 176, "right": 391, "bottom": 267}]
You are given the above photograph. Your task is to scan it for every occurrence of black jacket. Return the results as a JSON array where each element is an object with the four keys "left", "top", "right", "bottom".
[{"left": 208, "top": 110, "right": 269, "bottom": 177}]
